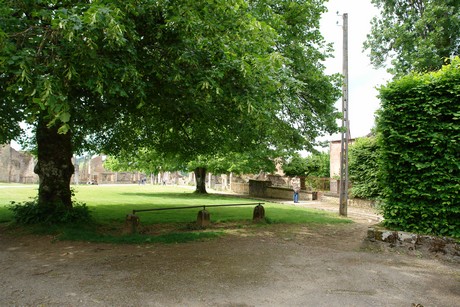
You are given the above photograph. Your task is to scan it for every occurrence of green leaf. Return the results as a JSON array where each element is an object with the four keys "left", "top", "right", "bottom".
[
  {"left": 58, "top": 124, "right": 69, "bottom": 134},
  {"left": 59, "top": 112, "right": 71, "bottom": 123}
]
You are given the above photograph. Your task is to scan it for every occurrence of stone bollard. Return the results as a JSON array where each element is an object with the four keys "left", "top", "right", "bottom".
[
  {"left": 252, "top": 204, "right": 265, "bottom": 221},
  {"left": 124, "top": 214, "right": 140, "bottom": 234},
  {"left": 197, "top": 209, "right": 210, "bottom": 227}
]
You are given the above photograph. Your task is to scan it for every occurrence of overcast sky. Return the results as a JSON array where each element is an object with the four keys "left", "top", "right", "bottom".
[{"left": 320, "top": 0, "right": 392, "bottom": 141}]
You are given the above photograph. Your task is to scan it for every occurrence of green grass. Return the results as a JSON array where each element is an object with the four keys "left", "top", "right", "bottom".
[
  {"left": 0, "top": 184, "right": 351, "bottom": 244},
  {"left": 0, "top": 184, "right": 38, "bottom": 222}
]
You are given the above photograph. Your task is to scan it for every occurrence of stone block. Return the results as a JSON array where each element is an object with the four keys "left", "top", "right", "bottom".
[
  {"left": 381, "top": 231, "right": 398, "bottom": 243},
  {"left": 253, "top": 204, "right": 265, "bottom": 221},
  {"left": 398, "top": 232, "right": 418, "bottom": 244},
  {"left": 197, "top": 209, "right": 210, "bottom": 227},
  {"left": 367, "top": 227, "right": 376, "bottom": 241},
  {"left": 123, "top": 214, "right": 140, "bottom": 234}
]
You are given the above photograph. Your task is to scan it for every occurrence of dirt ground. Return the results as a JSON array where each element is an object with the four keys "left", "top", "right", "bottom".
[{"left": 0, "top": 200, "right": 459, "bottom": 307}]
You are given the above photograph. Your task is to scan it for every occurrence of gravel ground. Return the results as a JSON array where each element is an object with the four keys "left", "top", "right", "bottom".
[{"left": 0, "top": 200, "right": 459, "bottom": 307}]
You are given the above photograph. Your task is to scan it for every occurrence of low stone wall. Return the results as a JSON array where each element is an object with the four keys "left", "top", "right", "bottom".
[
  {"left": 231, "top": 182, "right": 249, "bottom": 194},
  {"left": 264, "top": 186, "right": 295, "bottom": 199},
  {"left": 266, "top": 186, "right": 316, "bottom": 201},
  {"left": 249, "top": 180, "right": 272, "bottom": 197},
  {"left": 248, "top": 179, "right": 317, "bottom": 200},
  {"left": 320, "top": 193, "right": 339, "bottom": 204},
  {"left": 368, "top": 225, "right": 460, "bottom": 261},
  {"left": 321, "top": 193, "right": 377, "bottom": 209},
  {"left": 349, "top": 198, "right": 378, "bottom": 209}
]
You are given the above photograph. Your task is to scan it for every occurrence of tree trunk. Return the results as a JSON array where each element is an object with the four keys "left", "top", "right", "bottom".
[
  {"left": 194, "top": 167, "right": 207, "bottom": 194},
  {"left": 34, "top": 118, "right": 74, "bottom": 210}
]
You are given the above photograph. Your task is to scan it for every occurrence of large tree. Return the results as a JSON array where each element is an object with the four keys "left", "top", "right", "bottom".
[
  {"left": 105, "top": 146, "right": 283, "bottom": 193},
  {"left": 188, "top": 148, "right": 282, "bottom": 193},
  {"left": 1, "top": 0, "right": 340, "bottom": 218},
  {"left": 364, "top": 0, "right": 460, "bottom": 77},
  {"left": 98, "top": 0, "right": 341, "bottom": 192},
  {"left": 1, "top": 0, "right": 145, "bottom": 211},
  {"left": 282, "top": 152, "right": 329, "bottom": 178}
]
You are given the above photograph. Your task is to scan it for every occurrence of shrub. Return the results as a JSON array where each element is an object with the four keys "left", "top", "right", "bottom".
[
  {"left": 348, "top": 137, "right": 381, "bottom": 200},
  {"left": 9, "top": 198, "right": 92, "bottom": 225},
  {"left": 377, "top": 57, "right": 460, "bottom": 238}
]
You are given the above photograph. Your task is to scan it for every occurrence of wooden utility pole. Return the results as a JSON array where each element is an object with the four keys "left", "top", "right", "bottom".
[{"left": 339, "top": 13, "right": 349, "bottom": 217}]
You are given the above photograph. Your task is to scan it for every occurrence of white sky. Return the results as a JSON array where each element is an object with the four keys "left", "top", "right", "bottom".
[{"left": 319, "top": 0, "right": 391, "bottom": 141}]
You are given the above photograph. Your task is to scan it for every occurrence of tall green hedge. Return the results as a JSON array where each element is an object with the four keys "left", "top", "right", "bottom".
[
  {"left": 377, "top": 57, "right": 460, "bottom": 238},
  {"left": 349, "top": 137, "right": 381, "bottom": 200}
]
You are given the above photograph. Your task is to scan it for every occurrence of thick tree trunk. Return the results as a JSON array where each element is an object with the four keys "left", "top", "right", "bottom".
[
  {"left": 194, "top": 167, "right": 207, "bottom": 194},
  {"left": 34, "top": 118, "right": 74, "bottom": 210}
]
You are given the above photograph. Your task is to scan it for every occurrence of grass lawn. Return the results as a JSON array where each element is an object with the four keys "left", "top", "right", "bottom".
[{"left": 0, "top": 184, "right": 351, "bottom": 244}]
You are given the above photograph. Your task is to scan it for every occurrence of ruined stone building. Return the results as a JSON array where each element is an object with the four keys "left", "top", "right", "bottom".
[
  {"left": 1, "top": 140, "right": 350, "bottom": 191},
  {"left": 0, "top": 145, "right": 181, "bottom": 185},
  {"left": 0, "top": 144, "right": 38, "bottom": 183},
  {"left": 76, "top": 155, "right": 145, "bottom": 184}
]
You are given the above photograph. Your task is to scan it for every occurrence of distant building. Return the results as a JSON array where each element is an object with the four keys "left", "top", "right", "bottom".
[
  {"left": 0, "top": 144, "right": 38, "bottom": 183},
  {"left": 75, "top": 155, "right": 144, "bottom": 184},
  {"left": 329, "top": 138, "right": 355, "bottom": 193}
]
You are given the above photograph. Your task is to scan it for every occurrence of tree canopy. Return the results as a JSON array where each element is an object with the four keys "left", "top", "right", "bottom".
[
  {"left": 1, "top": 0, "right": 148, "bottom": 210},
  {"left": 93, "top": 0, "right": 341, "bottom": 193},
  {"left": 98, "top": 0, "right": 341, "bottom": 161},
  {"left": 1, "top": 0, "right": 340, "bottom": 219},
  {"left": 364, "top": 0, "right": 460, "bottom": 77},
  {"left": 282, "top": 151, "right": 329, "bottom": 178}
]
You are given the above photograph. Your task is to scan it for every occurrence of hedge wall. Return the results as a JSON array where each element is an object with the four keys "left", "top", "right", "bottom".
[
  {"left": 349, "top": 137, "right": 381, "bottom": 200},
  {"left": 377, "top": 57, "right": 460, "bottom": 238}
]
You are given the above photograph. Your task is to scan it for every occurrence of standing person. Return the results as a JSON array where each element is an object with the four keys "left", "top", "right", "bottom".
[{"left": 290, "top": 176, "right": 300, "bottom": 203}]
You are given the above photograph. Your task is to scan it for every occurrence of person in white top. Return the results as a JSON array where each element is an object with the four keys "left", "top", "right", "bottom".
[{"left": 290, "top": 176, "right": 300, "bottom": 203}]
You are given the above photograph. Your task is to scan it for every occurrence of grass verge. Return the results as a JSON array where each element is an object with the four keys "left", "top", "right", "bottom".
[{"left": 0, "top": 184, "right": 351, "bottom": 244}]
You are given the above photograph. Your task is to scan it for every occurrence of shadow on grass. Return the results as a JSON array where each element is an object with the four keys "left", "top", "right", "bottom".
[
  {"left": 93, "top": 203, "right": 352, "bottom": 231},
  {"left": 0, "top": 221, "right": 224, "bottom": 245},
  {"left": 59, "top": 227, "right": 224, "bottom": 244},
  {"left": 118, "top": 192, "right": 244, "bottom": 201},
  {"left": 1, "top": 186, "right": 352, "bottom": 245},
  {"left": 119, "top": 192, "right": 195, "bottom": 198}
]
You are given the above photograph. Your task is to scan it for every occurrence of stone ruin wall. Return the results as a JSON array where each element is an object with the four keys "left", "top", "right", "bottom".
[
  {"left": 0, "top": 144, "right": 38, "bottom": 184},
  {"left": 1, "top": 141, "right": 340, "bottom": 191}
]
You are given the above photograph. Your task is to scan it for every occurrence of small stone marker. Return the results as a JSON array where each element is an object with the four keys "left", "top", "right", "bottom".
[
  {"left": 252, "top": 204, "right": 265, "bottom": 221},
  {"left": 124, "top": 214, "right": 140, "bottom": 234},
  {"left": 197, "top": 209, "right": 210, "bottom": 227}
]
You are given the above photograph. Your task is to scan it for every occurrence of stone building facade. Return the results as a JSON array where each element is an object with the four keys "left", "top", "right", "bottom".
[
  {"left": 329, "top": 138, "right": 355, "bottom": 194},
  {"left": 0, "top": 144, "right": 38, "bottom": 183},
  {"left": 1, "top": 141, "right": 344, "bottom": 192}
]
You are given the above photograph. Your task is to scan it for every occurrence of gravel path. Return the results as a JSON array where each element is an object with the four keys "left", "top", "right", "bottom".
[{"left": 1, "top": 198, "right": 459, "bottom": 307}]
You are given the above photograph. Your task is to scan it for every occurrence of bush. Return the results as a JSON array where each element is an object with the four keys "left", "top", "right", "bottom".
[
  {"left": 9, "top": 198, "right": 92, "bottom": 225},
  {"left": 304, "top": 177, "right": 330, "bottom": 191},
  {"left": 377, "top": 57, "right": 460, "bottom": 238},
  {"left": 348, "top": 137, "right": 381, "bottom": 200}
]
